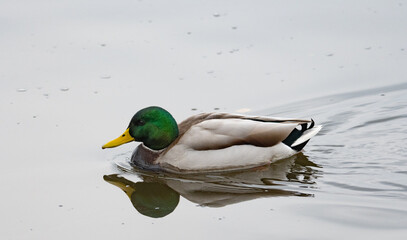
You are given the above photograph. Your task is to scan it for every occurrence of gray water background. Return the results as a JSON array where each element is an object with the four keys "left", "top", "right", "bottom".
[{"left": 1, "top": 1, "right": 407, "bottom": 239}]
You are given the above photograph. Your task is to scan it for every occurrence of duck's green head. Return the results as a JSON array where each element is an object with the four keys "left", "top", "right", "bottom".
[{"left": 102, "top": 106, "right": 179, "bottom": 150}]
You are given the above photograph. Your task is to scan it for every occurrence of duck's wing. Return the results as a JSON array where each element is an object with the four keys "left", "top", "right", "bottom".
[
  {"left": 175, "top": 113, "right": 312, "bottom": 150},
  {"left": 177, "top": 113, "right": 310, "bottom": 134}
]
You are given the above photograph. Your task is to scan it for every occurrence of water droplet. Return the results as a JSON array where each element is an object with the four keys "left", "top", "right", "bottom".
[
  {"left": 60, "top": 88, "right": 69, "bottom": 92},
  {"left": 17, "top": 88, "right": 27, "bottom": 92}
]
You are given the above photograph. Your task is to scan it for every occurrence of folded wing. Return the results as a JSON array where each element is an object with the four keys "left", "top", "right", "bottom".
[{"left": 176, "top": 113, "right": 312, "bottom": 151}]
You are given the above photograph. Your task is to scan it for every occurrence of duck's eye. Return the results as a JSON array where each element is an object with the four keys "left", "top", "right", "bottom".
[{"left": 136, "top": 119, "right": 145, "bottom": 126}]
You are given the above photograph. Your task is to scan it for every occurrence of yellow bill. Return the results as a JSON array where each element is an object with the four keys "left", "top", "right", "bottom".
[
  {"left": 103, "top": 174, "right": 135, "bottom": 198},
  {"left": 102, "top": 128, "right": 135, "bottom": 149}
]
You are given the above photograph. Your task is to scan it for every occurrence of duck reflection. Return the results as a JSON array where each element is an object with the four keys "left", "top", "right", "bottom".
[
  {"left": 103, "top": 175, "right": 180, "bottom": 218},
  {"left": 104, "top": 153, "right": 321, "bottom": 218}
]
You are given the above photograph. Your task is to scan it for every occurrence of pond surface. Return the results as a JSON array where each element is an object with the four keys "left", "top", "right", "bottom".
[
  {"left": 1, "top": 1, "right": 407, "bottom": 239},
  {"left": 3, "top": 83, "right": 406, "bottom": 240},
  {"left": 100, "top": 83, "right": 407, "bottom": 239}
]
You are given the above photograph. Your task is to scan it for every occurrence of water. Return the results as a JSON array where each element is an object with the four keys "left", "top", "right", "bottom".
[
  {"left": 1, "top": 1, "right": 407, "bottom": 239},
  {"left": 98, "top": 84, "right": 407, "bottom": 239},
  {"left": 1, "top": 85, "right": 406, "bottom": 239}
]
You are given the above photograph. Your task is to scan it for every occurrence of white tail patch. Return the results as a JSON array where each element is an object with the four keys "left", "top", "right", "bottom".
[{"left": 291, "top": 125, "right": 323, "bottom": 147}]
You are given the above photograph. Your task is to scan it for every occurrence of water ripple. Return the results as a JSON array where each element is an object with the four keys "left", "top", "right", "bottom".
[
  {"left": 351, "top": 114, "right": 407, "bottom": 129},
  {"left": 302, "top": 204, "right": 407, "bottom": 229},
  {"left": 324, "top": 181, "right": 388, "bottom": 192}
]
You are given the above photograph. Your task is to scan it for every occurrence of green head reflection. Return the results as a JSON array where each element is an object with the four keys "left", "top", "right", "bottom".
[
  {"left": 103, "top": 174, "right": 180, "bottom": 218},
  {"left": 104, "top": 153, "right": 321, "bottom": 218}
]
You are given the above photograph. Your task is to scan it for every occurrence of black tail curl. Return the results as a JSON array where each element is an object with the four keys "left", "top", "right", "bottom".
[{"left": 282, "top": 119, "right": 315, "bottom": 151}]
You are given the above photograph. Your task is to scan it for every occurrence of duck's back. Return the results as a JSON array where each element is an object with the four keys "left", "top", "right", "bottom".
[{"left": 156, "top": 113, "right": 321, "bottom": 173}]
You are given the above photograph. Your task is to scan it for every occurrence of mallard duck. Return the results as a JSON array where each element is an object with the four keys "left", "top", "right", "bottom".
[{"left": 102, "top": 106, "right": 322, "bottom": 173}]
